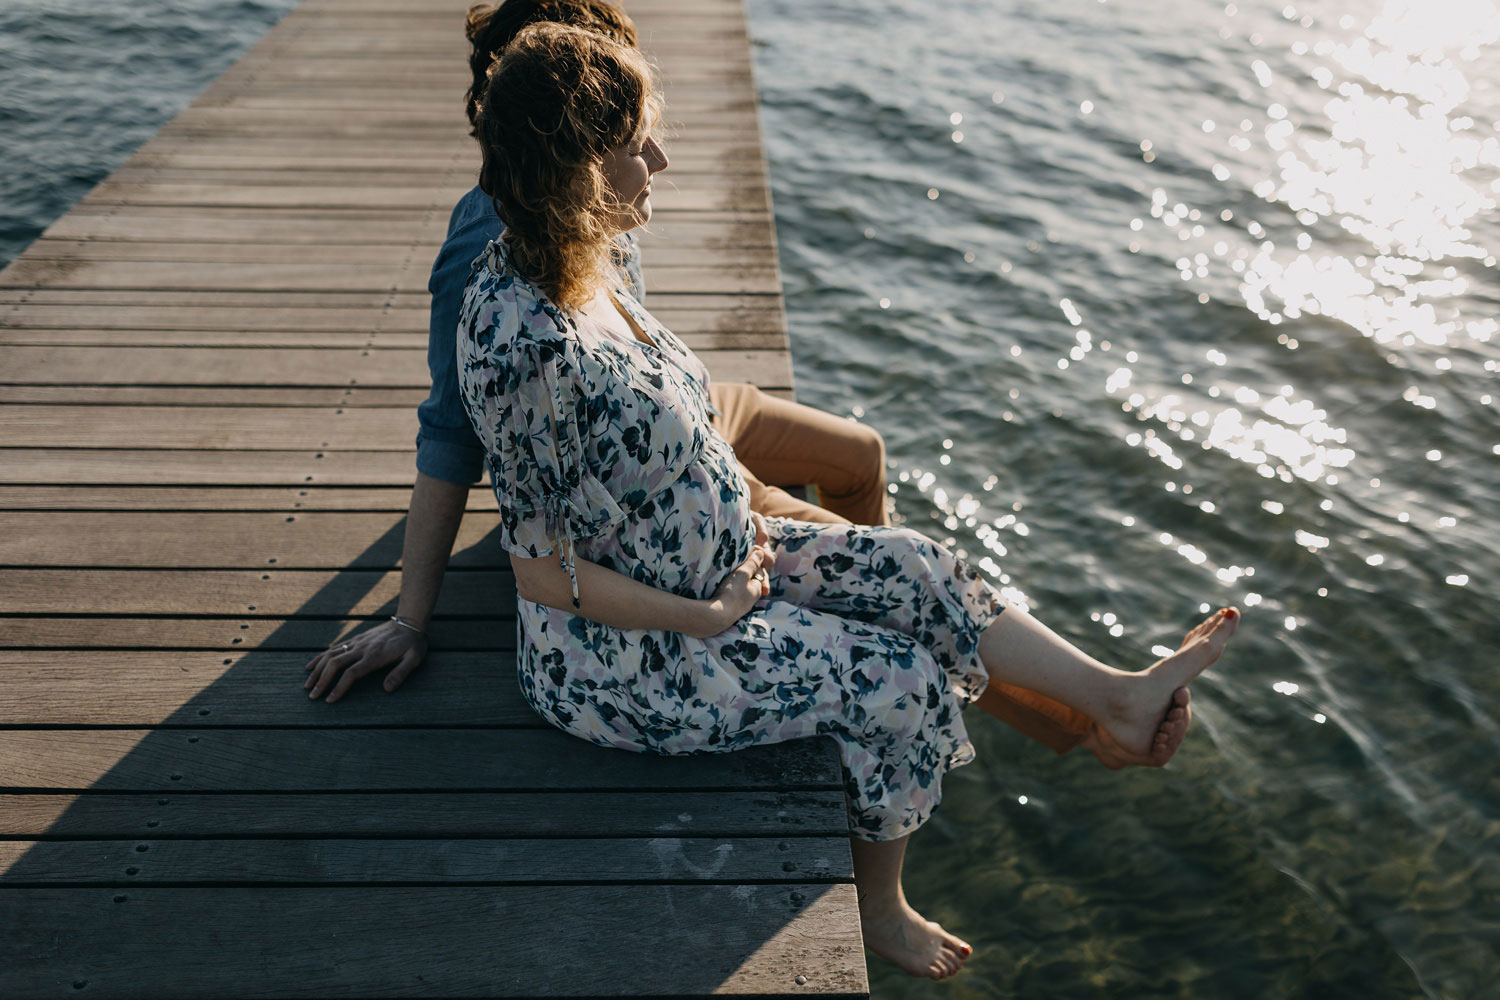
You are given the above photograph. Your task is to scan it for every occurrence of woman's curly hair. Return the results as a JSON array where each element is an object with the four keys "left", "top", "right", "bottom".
[
  {"left": 475, "top": 22, "right": 659, "bottom": 309},
  {"left": 463, "top": 1, "right": 639, "bottom": 137}
]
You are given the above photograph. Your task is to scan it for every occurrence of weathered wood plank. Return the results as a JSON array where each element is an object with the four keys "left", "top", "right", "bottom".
[
  {"left": 0, "top": 883, "right": 866, "bottom": 999},
  {"left": 0, "top": 617, "right": 505, "bottom": 651},
  {"left": 1, "top": 568, "right": 511, "bottom": 616},
  {"left": 0, "top": 258, "right": 781, "bottom": 295},
  {"left": 0, "top": 730, "right": 844, "bottom": 791},
  {"left": 0, "top": 486, "right": 493, "bottom": 511},
  {"left": 0, "top": 449, "right": 423, "bottom": 485},
  {"left": 23, "top": 239, "right": 771, "bottom": 266},
  {"left": 0, "top": 302, "right": 430, "bottom": 332},
  {"left": 0, "top": 345, "right": 788, "bottom": 386},
  {"left": 0, "top": 406, "right": 412, "bottom": 449},
  {"left": 0, "top": 294, "right": 784, "bottom": 333},
  {"left": 0, "top": 386, "right": 434, "bottom": 405},
  {"left": 0, "top": 287, "right": 781, "bottom": 309},
  {"left": 0, "top": 328, "right": 780, "bottom": 350},
  {"left": 0, "top": 511, "right": 508, "bottom": 568},
  {"left": 0, "top": 789, "right": 850, "bottom": 838},
  {"left": 99, "top": 166, "right": 766, "bottom": 186},
  {"left": 0, "top": 836, "right": 853, "bottom": 884},
  {"left": 0, "top": 650, "right": 532, "bottom": 726}
]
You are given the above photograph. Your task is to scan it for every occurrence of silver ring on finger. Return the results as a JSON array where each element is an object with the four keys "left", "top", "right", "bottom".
[{"left": 339, "top": 643, "right": 351, "bottom": 653}]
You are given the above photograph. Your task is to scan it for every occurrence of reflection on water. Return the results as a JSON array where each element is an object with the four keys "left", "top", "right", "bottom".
[{"left": 751, "top": 0, "right": 1499, "bottom": 994}]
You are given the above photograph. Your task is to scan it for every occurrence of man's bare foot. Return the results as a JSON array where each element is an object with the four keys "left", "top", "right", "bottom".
[
  {"left": 1100, "top": 608, "right": 1238, "bottom": 756},
  {"left": 860, "top": 896, "right": 972, "bottom": 980},
  {"left": 1150, "top": 687, "right": 1192, "bottom": 762},
  {"left": 1084, "top": 687, "right": 1191, "bottom": 770}
]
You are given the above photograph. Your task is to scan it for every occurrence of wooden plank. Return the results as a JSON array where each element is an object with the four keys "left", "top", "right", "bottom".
[
  {"left": 10, "top": 500, "right": 933, "bottom": 567},
  {"left": 0, "top": 293, "right": 784, "bottom": 331},
  {"left": 0, "top": 790, "right": 850, "bottom": 838},
  {"left": 24, "top": 239, "right": 771, "bottom": 266},
  {"left": 195, "top": 89, "right": 762, "bottom": 113},
  {"left": 0, "top": 650, "right": 534, "bottom": 727},
  {"left": 0, "top": 258, "right": 781, "bottom": 295},
  {"left": 0, "top": 302, "right": 429, "bottom": 332},
  {"left": 0, "top": 617, "right": 505, "bottom": 651},
  {"left": 0, "top": 287, "right": 429, "bottom": 308},
  {"left": 0, "top": 730, "right": 844, "bottom": 791},
  {"left": 0, "top": 330, "right": 429, "bottom": 348},
  {"left": 0, "top": 345, "right": 425, "bottom": 385},
  {"left": 0, "top": 486, "right": 492, "bottom": 511},
  {"left": 0, "top": 406, "right": 412, "bottom": 449},
  {"left": 0, "top": 883, "right": 866, "bottom": 999},
  {"left": 0, "top": 328, "right": 780, "bottom": 350},
  {"left": 0, "top": 568, "right": 511, "bottom": 617},
  {"left": 0, "top": 450, "right": 422, "bottom": 485},
  {"left": 0, "top": 836, "right": 853, "bottom": 885},
  {"left": 118, "top": 147, "right": 762, "bottom": 175},
  {"left": 100, "top": 165, "right": 765, "bottom": 186},
  {"left": 4, "top": 288, "right": 807, "bottom": 308},
  {"left": 0, "top": 386, "right": 434, "bottom": 406},
  {"left": 0, "top": 345, "right": 788, "bottom": 385},
  {"left": 64, "top": 183, "right": 761, "bottom": 214},
  {"left": 0, "top": 511, "right": 508, "bottom": 568}
]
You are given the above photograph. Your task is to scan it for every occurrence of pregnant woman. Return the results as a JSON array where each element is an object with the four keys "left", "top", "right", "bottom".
[{"left": 461, "top": 23, "right": 1239, "bottom": 981}]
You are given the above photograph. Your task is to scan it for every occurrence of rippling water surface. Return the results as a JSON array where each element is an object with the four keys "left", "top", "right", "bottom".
[
  {"left": 745, "top": 0, "right": 1499, "bottom": 996},
  {"left": 2, "top": 0, "right": 1497, "bottom": 996},
  {"left": 0, "top": 0, "right": 296, "bottom": 265}
]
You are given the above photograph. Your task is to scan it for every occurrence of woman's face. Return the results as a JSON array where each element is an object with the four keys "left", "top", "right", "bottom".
[{"left": 601, "top": 128, "right": 669, "bottom": 233}]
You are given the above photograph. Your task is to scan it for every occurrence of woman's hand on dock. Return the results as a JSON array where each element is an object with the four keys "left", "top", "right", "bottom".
[{"left": 303, "top": 621, "right": 429, "bottom": 704}]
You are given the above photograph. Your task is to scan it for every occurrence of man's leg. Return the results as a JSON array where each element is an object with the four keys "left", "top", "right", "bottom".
[{"left": 710, "top": 382, "right": 889, "bottom": 526}]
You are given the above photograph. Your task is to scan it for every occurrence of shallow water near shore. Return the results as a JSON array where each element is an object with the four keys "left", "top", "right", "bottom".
[{"left": 2, "top": 0, "right": 1497, "bottom": 996}]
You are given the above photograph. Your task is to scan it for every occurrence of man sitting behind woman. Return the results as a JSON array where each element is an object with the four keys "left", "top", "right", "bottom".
[
  {"left": 304, "top": 1, "right": 1155, "bottom": 782},
  {"left": 449, "top": 18, "right": 1236, "bottom": 980}
]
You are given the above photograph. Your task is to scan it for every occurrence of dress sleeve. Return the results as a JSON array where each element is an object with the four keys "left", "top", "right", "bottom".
[{"left": 461, "top": 326, "right": 626, "bottom": 607}]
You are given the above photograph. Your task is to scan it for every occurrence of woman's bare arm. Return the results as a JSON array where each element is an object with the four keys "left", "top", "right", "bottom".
[
  {"left": 511, "top": 539, "right": 770, "bottom": 638},
  {"left": 304, "top": 476, "right": 770, "bottom": 702}
]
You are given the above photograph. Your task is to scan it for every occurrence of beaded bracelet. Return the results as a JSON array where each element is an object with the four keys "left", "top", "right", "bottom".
[{"left": 389, "top": 615, "right": 427, "bottom": 636}]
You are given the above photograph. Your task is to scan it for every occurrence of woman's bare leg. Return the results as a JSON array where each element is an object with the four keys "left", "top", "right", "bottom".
[
  {"left": 850, "top": 834, "right": 972, "bottom": 980},
  {"left": 979, "top": 606, "right": 1238, "bottom": 756}
]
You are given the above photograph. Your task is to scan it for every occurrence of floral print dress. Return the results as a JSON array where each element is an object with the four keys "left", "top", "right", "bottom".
[{"left": 457, "top": 240, "right": 1006, "bottom": 841}]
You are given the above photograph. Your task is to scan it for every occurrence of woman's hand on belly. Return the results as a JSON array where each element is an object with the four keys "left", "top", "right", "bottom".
[{"left": 697, "top": 541, "right": 773, "bottom": 638}]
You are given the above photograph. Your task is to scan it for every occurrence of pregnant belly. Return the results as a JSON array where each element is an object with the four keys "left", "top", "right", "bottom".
[{"left": 583, "top": 438, "right": 754, "bottom": 601}]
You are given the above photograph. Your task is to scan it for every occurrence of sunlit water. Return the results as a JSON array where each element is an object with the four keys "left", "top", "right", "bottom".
[
  {"left": 2, "top": 0, "right": 1496, "bottom": 996},
  {"left": 745, "top": 0, "right": 1499, "bottom": 996}
]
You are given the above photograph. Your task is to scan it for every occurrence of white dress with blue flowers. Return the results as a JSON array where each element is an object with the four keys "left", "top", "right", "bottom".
[{"left": 458, "top": 240, "right": 1006, "bottom": 840}]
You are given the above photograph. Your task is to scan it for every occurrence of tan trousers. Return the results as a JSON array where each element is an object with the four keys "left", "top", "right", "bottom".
[
  {"left": 709, "top": 382, "right": 889, "bottom": 526},
  {"left": 708, "top": 382, "right": 1090, "bottom": 755}
]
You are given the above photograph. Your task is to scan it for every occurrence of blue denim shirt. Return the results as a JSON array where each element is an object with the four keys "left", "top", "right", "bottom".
[{"left": 416, "top": 184, "right": 646, "bottom": 484}]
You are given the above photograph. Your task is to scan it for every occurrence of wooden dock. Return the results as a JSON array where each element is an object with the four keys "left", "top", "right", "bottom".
[{"left": 0, "top": 0, "right": 868, "bottom": 995}]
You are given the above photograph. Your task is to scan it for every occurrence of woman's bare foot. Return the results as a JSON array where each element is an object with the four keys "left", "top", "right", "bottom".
[
  {"left": 860, "top": 896, "right": 972, "bottom": 980},
  {"left": 1100, "top": 608, "right": 1238, "bottom": 756}
]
